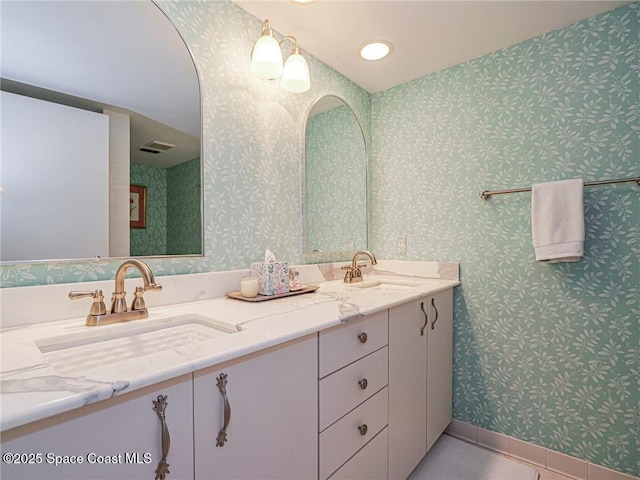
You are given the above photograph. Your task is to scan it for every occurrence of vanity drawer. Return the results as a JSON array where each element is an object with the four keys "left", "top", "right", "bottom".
[
  {"left": 319, "top": 310, "right": 388, "bottom": 378},
  {"left": 319, "top": 346, "right": 388, "bottom": 431},
  {"left": 319, "top": 387, "right": 388, "bottom": 480},
  {"left": 329, "top": 427, "right": 388, "bottom": 480}
]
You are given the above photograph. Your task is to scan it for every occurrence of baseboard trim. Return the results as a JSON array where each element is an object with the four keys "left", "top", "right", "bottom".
[{"left": 446, "top": 419, "right": 639, "bottom": 480}]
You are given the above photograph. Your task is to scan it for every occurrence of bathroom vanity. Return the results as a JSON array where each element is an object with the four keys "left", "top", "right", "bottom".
[{"left": 0, "top": 261, "right": 458, "bottom": 479}]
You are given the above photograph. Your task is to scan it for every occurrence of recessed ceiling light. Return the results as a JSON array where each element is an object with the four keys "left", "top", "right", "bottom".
[
  {"left": 359, "top": 41, "right": 393, "bottom": 61},
  {"left": 291, "top": 0, "right": 317, "bottom": 4}
]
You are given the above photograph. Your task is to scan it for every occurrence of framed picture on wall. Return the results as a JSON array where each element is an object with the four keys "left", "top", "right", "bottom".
[{"left": 130, "top": 185, "right": 147, "bottom": 229}]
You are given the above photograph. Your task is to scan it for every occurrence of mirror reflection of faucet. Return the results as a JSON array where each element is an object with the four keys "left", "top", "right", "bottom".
[
  {"left": 68, "top": 259, "right": 162, "bottom": 326},
  {"left": 342, "top": 250, "right": 377, "bottom": 283}
]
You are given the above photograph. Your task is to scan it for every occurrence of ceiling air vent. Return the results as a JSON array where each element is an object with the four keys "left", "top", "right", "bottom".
[{"left": 139, "top": 140, "right": 176, "bottom": 154}]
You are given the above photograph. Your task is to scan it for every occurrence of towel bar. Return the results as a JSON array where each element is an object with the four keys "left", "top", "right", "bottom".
[{"left": 479, "top": 176, "right": 640, "bottom": 200}]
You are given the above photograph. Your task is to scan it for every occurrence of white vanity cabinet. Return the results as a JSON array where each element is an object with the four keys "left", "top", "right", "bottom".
[
  {"left": 193, "top": 333, "right": 318, "bottom": 480},
  {"left": 388, "top": 288, "right": 453, "bottom": 480},
  {"left": 318, "top": 310, "right": 389, "bottom": 480},
  {"left": 0, "top": 374, "right": 194, "bottom": 480},
  {"left": 1, "top": 281, "right": 457, "bottom": 480}
]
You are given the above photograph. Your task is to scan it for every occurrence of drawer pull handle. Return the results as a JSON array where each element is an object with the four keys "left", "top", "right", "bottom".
[
  {"left": 431, "top": 298, "right": 439, "bottom": 330},
  {"left": 358, "top": 332, "right": 368, "bottom": 343},
  {"left": 358, "top": 424, "right": 368, "bottom": 436},
  {"left": 420, "top": 301, "right": 428, "bottom": 336},
  {"left": 216, "top": 373, "right": 231, "bottom": 447},
  {"left": 152, "top": 395, "right": 170, "bottom": 480},
  {"left": 358, "top": 378, "right": 368, "bottom": 390}
]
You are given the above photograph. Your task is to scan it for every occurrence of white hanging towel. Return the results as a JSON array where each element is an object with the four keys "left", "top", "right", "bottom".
[{"left": 531, "top": 178, "right": 584, "bottom": 263}]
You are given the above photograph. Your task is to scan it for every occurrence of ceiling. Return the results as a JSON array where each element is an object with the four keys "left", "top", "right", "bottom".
[{"left": 233, "top": 1, "right": 630, "bottom": 94}]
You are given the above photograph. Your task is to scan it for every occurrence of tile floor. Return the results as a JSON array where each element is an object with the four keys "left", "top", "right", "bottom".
[
  {"left": 466, "top": 443, "right": 577, "bottom": 480},
  {"left": 409, "top": 435, "right": 539, "bottom": 479},
  {"left": 514, "top": 458, "right": 574, "bottom": 480},
  {"left": 414, "top": 433, "right": 577, "bottom": 480}
]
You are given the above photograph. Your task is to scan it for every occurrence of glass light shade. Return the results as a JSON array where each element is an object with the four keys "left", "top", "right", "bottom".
[
  {"left": 280, "top": 52, "right": 310, "bottom": 93},
  {"left": 251, "top": 34, "right": 283, "bottom": 79}
]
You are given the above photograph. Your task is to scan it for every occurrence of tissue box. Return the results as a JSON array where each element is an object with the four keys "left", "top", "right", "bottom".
[{"left": 250, "top": 261, "right": 290, "bottom": 295}]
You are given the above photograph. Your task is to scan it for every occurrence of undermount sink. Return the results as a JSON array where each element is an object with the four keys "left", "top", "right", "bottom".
[
  {"left": 348, "top": 278, "right": 422, "bottom": 289},
  {"left": 36, "top": 314, "right": 240, "bottom": 375}
]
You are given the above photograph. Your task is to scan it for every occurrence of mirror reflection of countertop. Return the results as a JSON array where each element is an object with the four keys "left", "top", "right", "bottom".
[{"left": 0, "top": 263, "right": 459, "bottom": 432}]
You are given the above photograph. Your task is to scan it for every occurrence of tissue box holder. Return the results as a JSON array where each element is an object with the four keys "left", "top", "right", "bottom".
[{"left": 250, "top": 261, "right": 290, "bottom": 296}]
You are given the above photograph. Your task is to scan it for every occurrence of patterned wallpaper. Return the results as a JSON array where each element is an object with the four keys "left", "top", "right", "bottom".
[
  {"left": 130, "top": 158, "right": 201, "bottom": 257},
  {"left": 130, "top": 163, "right": 168, "bottom": 256},
  {"left": 167, "top": 157, "right": 202, "bottom": 255},
  {"left": 0, "top": 0, "right": 370, "bottom": 287},
  {"left": 370, "top": 3, "right": 639, "bottom": 476},
  {"left": 305, "top": 103, "right": 367, "bottom": 252}
]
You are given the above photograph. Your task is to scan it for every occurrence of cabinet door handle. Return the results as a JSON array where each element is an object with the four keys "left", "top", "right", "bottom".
[
  {"left": 431, "top": 298, "right": 439, "bottom": 330},
  {"left": 358, "top": 332, "right": 368, "bottom": 343},
  {"left": 358, "top": 378, "right": 368, "bottom": 390},
  {"left": 420, "top": 301, "right": 428, "bottom": 336},
  {"left": 216, "top": 373, "right": 231, "bottom": 447},
  {"left": 358, "top": 424, "right": 368, "bottom": 436},
  {"left": 152, "top": 395, "right": 171, "bottom": 480}
]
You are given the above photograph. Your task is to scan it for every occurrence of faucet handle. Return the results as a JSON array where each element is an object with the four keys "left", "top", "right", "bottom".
[
  {"left": 131, "top": 286, "right": 146, "bottom": 311},
  {"left": 68, "top": 290, "right": 107, "bottom": 316}
]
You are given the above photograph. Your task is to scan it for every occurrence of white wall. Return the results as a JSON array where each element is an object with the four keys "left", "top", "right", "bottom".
[
  {"left": 0, "top": 92, "right": 109, "bottom": 261},
  {"left": 104, "top": 109, "right": 131, "bottom": 258}
]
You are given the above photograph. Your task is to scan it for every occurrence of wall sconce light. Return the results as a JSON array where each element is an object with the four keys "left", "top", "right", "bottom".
[{"left": 250, "top": 19, "right": 310, "bottom": 93}]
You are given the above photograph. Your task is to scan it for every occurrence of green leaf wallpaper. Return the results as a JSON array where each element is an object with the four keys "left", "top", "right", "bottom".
[
  {"left": 130, "top": 163, "right": 168, "bottom": 256},
  {"left": 370, "top": 3, "right": 639, "bottom": 476},
  {"left": 167, "top": 157, "right": 202, "bottom": 255},
  {"left": 130, "top": 157, "right": 202, "bottom": 257},
  {"left": 306, "top": 104, "right": 367, "bottom": 252}
]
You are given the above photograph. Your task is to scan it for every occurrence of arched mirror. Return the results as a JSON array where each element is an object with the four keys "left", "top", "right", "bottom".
[
  {"left": 304, "top": 95, "right": 367, "bottom": 257},
  {"left": 0, "top": 0, "right": 201, "bottom": 263}
]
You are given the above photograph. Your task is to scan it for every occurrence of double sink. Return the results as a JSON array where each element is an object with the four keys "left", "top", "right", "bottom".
[{"left": 34, "top": 276, "right": 422, "bottom": 376}]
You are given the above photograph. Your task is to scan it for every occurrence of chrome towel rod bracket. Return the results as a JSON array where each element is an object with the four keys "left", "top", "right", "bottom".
[{"left": 480, "top": 176, "right": 640, "bottom": 200}]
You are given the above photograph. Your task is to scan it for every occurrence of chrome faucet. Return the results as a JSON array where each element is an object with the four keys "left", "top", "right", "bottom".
[
  {"left": 342, "top": 250, "right": 378, "bottom": 283},
  {"left": 69, "top": 258, "right": 162, "bottom": 326}
]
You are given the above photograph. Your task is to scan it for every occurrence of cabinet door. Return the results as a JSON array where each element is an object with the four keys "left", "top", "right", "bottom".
[
  {"left": 426, "top": 288, "right": 453, "bottom": 451},
  {"left": 194, "top": 334, "right": 317, "bottom": 480},
  {"left": 388, "top": 298, "right": 428, "bottom": 480},
  {"left": 0, "top": 374, "right": 194, "bottom": 480}
]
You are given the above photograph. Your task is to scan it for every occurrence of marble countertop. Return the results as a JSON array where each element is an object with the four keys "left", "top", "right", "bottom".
[{"left": 0, "top": 271, "right": 459, "bottom": 432}]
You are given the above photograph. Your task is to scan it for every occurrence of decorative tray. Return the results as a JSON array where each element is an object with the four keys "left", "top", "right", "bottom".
[{"left": 226, "top": 284, "right": 320, "bottom": 302}]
